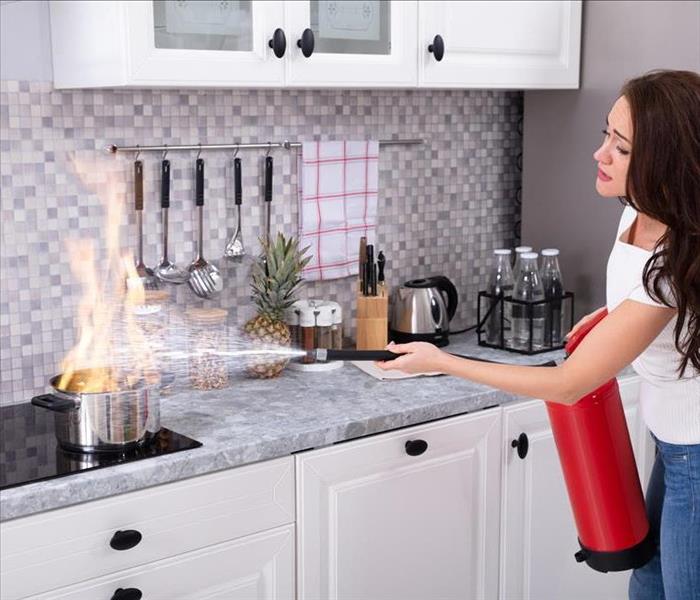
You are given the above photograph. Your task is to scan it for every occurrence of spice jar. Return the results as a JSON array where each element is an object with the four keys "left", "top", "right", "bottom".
[
  {"left": 328, "top": 302, "right": 343, "bottom": 349},
  {"left": 314, "top": 304, "right": 333, "bottom": 349},
  {"left": 186, "top": 308, "right": 229, "bottom": 391},
  {"left": 298, "top": 302, "right": 316, "bottom": 364}
]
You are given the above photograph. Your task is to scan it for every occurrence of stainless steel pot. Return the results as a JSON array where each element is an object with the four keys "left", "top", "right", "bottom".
[{"left": 31, "top": 370, "right": 160, "bottom": 453}]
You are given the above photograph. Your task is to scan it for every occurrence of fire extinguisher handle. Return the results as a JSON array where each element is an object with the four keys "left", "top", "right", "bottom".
[{"left": 511, "top": 433, "right": 529, "bottom": 459}]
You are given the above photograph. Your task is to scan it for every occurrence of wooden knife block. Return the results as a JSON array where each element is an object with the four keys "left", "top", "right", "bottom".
[{"left": 356, "top": 288, "right": 388, "bottom": 350}]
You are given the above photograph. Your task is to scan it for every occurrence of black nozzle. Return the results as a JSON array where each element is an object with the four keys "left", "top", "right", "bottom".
[{"left": 311, "top": 349, "right": 400, "bottom": 362}]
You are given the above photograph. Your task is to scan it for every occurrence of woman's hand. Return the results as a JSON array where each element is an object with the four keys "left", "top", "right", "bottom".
[
  {"left": 566, "top": 306, "right": 607, "bottom": 340},
  {"left": 375, "top": 341, "right": 450, "bottom": 375}
]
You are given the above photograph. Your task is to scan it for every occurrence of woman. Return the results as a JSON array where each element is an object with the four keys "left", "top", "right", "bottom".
[{"left": 378, "top": 70, "right": 700, "bottom": 599}]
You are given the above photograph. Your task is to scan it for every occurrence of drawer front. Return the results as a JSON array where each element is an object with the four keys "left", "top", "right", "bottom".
[
  {"left": 27, "top": 524, "right": 295, "bottom": 600},
  {"left": 1, "top": 456, "right": 294, "bottom": 599}
]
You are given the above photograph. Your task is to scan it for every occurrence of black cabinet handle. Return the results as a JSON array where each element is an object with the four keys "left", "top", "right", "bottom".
[
  {"left": 428, "top": 34, "right": 445, "bottom": 61},
  {"left": 405, "top": 439, "right": 428, "bottom": 456},
  {"left": 268, "top": 28, "right": 286, "bottom": 58},
  {"left": 110, "top": 588, "right": 142, "bottom": 600},
  {"left": 511, "top": 433, "right": 529, "bottom": 459},
  {"left": 109, "top": 529, "right": 142, "bottom": 551},
  {"left": 297, "top": 28, "right": 315, "bottom": 57}
]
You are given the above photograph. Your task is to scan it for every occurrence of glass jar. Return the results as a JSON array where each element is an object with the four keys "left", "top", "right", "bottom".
[
  {"left": 314, "top": 304, "right": 333, "bottom": 350},
  {"left": 298, "top": 302, "right": 316, "bottom": 364},
  {"left": 126, "top": 288, "right": 172, "bottom": 392},
  {"left": 186, "top": 307, "right": 229, "bottom": 391}
]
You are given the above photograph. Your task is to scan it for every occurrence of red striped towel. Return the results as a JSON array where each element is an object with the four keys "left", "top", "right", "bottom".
[{"left": 298, "top": 140, "right": 379, "bottom": 281}]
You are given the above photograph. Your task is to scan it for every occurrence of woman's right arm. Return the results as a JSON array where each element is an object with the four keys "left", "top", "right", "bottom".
[{"left": 566, "top": 306, "right": 608, "bottom": 339}]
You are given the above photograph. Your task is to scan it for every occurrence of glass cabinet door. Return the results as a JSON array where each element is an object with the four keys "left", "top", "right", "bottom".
[
  {"left": 285, "top": 0, "right": 417, "bottom": 87},
  {"left": 309, "top": 1, "right": 391, "bottom": 55},
  {"left": 125, "top": 0, "right": 285, "bottom": 86},
  {"left": 152, "top": 0, "right": 253, "bottom": 52}
]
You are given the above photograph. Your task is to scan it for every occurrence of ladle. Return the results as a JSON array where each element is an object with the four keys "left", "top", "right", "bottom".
[
  {"left": 156, "top": 157, "right": 189, "bottom": 284},
  {"left": 133, "top": 159, "right": 159, "bottom": 290}
]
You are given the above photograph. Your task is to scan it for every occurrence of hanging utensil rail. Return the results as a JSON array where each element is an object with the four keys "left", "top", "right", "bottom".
[{"left": 107, "top": 138, "right": 423, "bottom": 155}]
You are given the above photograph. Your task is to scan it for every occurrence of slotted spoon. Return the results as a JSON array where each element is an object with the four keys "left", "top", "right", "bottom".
[{"left": 188, "top": 158, "right": 222, "bottom": 299}]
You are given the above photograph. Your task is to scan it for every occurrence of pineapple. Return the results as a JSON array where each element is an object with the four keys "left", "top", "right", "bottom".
[{"left": 242, "top": 233, "right": 311, "bottom": 378}]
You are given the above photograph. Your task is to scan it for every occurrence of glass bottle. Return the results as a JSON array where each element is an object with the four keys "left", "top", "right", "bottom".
[
  {"left": 486, "top": 249, "right": 514, "bottom": 346},
  {"left": 511, "top": 252, "right": 546, "bottom": 351},
  {"left": 541, "top": 249, "right": 565, "bottom": 347},
  {"left": 513, "top": 246, "right": 533, "bottom": 283}
]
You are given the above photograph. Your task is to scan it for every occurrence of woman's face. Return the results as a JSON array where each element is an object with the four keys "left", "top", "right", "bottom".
[{"left": 593, "top": 95, "right": 633, "bottom": 197}]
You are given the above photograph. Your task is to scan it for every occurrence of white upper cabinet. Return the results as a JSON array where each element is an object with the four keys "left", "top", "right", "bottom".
[
  {"left": 50, "top": 1, "right": 580, "bottom": 89},
  {"left": 284, "top": 0, "right": 418, "bottom": 87},
  {"left": 50, "top": 0, "right": 286, "bottom": 88},
  {"left": 419, "top": 0, "right": 582, "bottom": 89}
]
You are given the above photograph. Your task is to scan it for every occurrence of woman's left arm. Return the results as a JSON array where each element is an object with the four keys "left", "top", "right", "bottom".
[{"left": 377, "top": 300, "right": 675, "bottom": 405}]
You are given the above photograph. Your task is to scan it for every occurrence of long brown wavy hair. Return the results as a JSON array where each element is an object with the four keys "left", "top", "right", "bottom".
[{"left": 620, "top": 70, "right": 700, "bottom": 376}]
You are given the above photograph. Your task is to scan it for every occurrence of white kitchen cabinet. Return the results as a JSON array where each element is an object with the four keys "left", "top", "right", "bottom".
[
  {"left": 26, "top": 525, "right": 295, "bottom": 600},
  {"left": 284, "top": 0, "right": 418, "bottom": 87},
  {"left": 50, "top": 0, "right": 581, "bottom": 90},
  {"left": 50, "top": 0, "right": 286, "bottom": 88},
  {"left": 499, "top": 377, "right": 654, "bottom": 600},
  {"left": 419, "top": 0, "right": 582, "bottom": 89},
  {"left": 296, "top": 408, "right": 503, "bottom": 600},
  {"left": 1, "top": 456, "right": 295, "bottom": 599}
]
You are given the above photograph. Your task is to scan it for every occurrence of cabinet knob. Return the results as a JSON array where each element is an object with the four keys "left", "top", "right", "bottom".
[
  {"left": 428, "top": 34, "right": 445, "bottom": 61},
  {"left": 268, "top": 28, "right": 287, "bottom": 58},
  {"left": 110, "top": 589, "right": 142, "bottom": 600},
  {"left": 405, "top": 439, "right": 428, "bottom": 456},
  {"left": 297, "top": 28, "right": 315, "bottom": 58},
  {"left": 511, "top": 433, "right": 529, "bottom": 459},
  {"left": 109, "top": 529, "right": 142, "bottom": 551}
]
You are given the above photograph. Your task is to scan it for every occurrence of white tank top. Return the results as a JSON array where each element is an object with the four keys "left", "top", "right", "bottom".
[{"left": 606, "top": 205, "right": 699, "bottom": 444}]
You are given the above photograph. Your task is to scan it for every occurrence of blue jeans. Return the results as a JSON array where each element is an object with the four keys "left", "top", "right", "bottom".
[{"left": 628, "top": 435, "right": 700, "bottom": 600}]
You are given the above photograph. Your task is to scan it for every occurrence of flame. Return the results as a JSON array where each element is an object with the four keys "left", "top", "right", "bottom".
[{"left": 57, "top": 157, "right": 158, "bottom": 394}]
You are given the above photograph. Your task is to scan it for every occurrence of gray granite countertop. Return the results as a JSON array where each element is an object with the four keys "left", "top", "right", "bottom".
[{"left": 1, "top": 334, "right": 634, "bottom": 522}]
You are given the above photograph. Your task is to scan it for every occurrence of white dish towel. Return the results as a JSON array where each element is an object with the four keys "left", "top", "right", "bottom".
[{"left": 298, "top": 140, "right": 379, "bottom": 281}]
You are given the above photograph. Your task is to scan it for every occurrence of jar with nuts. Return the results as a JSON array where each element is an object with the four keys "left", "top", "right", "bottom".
[{"left": 186, "top": 307, "right": 229, "bottom": 391}]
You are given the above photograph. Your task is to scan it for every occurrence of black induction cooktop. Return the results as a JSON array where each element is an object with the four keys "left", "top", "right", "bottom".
[{"left": 0, "top": 402, "right": 202, "bottom": 490}]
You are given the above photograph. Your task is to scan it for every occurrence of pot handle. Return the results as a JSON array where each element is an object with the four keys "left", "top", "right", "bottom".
[
  {"left": 432, "top": 276, "right": 459, "bottom": 321},
  {"left": 31, "top": 393, "right": 77, "bottom": 413}
]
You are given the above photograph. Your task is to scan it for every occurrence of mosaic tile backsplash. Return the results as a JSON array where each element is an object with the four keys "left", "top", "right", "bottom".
[{"left": 0, "top": 80, "right": 522, "bottom": 405}]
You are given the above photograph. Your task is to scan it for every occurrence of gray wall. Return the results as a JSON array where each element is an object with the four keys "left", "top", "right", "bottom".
[
  {"left": 0, "top": 1, "right": 522, "bottom": 404},
  {"left": 522, "top": 0, "right": 700, "bottom": 318}
]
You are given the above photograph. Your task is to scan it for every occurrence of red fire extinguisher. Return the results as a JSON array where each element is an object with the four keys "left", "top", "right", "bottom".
[{"left": 545, "top": 309, "right": 655, "bottom": 572}]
